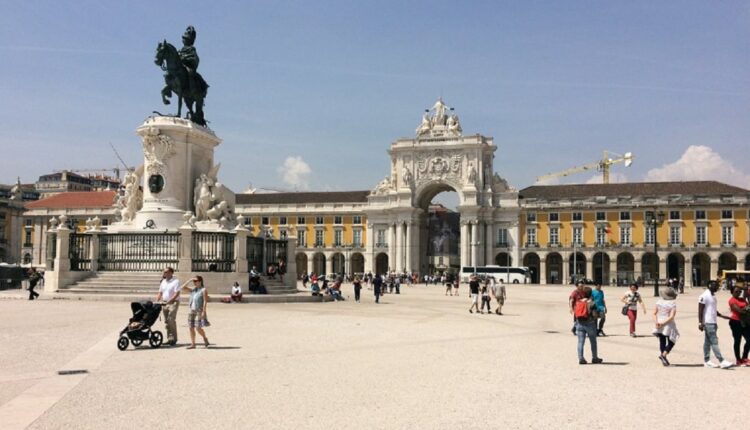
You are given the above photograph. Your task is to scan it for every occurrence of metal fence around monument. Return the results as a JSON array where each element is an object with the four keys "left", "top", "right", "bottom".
[
  {"left": 246, "top": 236, "right": 264, "bottom": 271},
  {"left": 69, "top": 233, "right": 91, "bottom": 271},
  {"left": 98, "top": 233, "right": 180, "bottom": 271},
  {"left": 265, "top": 239, "right": 287, "bottom": 268},
  {"left": 191, "top": 232, "right": 235, "bottom": 272}
]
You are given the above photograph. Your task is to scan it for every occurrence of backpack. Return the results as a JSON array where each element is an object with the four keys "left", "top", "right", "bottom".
[{"left": 574, "top": 299, "right": 590, "bottom": 320}]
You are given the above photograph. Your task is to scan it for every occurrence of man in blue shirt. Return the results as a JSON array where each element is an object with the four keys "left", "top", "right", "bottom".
[{"left": 591, "top": 284, "right": 607, "bottom": 337}]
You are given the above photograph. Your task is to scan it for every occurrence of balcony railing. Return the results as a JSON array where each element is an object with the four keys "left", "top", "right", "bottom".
[
  {"left": 721, "top": 242, "right": 736, "bottom": 248},
  {"left": 495, "top": 242, "right": 509, "bottom": 248},
  {"left": 375, "top": 242, "right": 388, "bottom": 248},
  {"left": 524, "top": 242, "right": 539, "bottom": 248}
]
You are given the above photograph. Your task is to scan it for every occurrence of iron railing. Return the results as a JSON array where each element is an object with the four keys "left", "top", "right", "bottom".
[
  {"left": 265, "top": 239, "right": 287, "bottom": 267},
  {"left": 246, "top": 236, "right": 264, "bottom": 271},
  {"left": 69, "top": 233, "right": 91, "bottom": 271},
  {"left": 192, "top": 232, "right": 235, "bottom": 272},
  {"left": 98, "top": 233, "right": 179, "bottom": 271}
]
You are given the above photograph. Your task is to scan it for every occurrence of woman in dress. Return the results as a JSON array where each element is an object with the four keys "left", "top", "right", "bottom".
[
  {"left": 621, "top": 283, "right": 647, "bottom": 337},
  {"left": 181, "top": 275, "right": 210, "bottom": 349},
  {"left": 652, "top": 287, "right": 679, "bottom": 366}
]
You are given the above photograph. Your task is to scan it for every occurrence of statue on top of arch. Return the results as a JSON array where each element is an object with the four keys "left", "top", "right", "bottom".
[{"left": 416, "top": 98, "right": 462, "bottom": 138}]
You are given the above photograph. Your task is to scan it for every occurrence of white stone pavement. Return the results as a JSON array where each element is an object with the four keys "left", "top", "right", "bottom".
[{"left": 0, "top": 283, "right": 745, "bottom": 429}]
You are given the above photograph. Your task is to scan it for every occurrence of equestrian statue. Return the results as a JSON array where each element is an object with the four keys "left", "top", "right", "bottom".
[{"left": 154, "top": 26, "right": 209, "bottom": 126}]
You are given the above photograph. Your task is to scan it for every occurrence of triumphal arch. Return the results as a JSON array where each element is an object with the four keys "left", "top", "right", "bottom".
[{"left": 364, "top": 99, "right": 520, "bottom": 275}]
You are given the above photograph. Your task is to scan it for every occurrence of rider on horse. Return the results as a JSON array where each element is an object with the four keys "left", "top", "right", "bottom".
[{"left": 179, "top": 26, "right": 199, "bottom": 95}]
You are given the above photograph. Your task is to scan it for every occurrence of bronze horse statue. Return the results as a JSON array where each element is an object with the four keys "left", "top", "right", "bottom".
[{"left": 155, "top": 40, "right": 209, "bottom": 126}]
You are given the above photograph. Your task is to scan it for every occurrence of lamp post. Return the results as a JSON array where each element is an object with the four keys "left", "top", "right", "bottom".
[{"left": 645, "top": 210, "right": 666, "bottom": 297}]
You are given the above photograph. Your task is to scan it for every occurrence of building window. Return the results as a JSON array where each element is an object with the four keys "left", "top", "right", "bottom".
[
  {"left": 334, "top": 216, "right": 343, "bottom": 225},
  {"left": 24, "top": 231, "right": 32, "bottom": 245},
  {"left": 549, "top": 227, "right": 559, "bottom": 245},
  {"left": 315, "top": 230, "right": 324, "bottom": 247},
  {"left": 297, "top": 230, "right": 306, "bottom": 247},
  {"left": 353, "top": 230, "right": 362, "bottom": 246},
  {"left": 334, "top": 230, "right": 343, "bottom": 246},
  {"left": 695, "top": 226, "right": 706, "bottom": 245},
  {"left": 721, "top": 210, "right": 733, "bottom": 220},
  {"left": 297, "top": 216, "right": 306, "bottom": 225},
  {"left": 645, "top": 226, "right": 655, "bottom": 246},
  {"left": 620, "top": 226, "right": 631, "bottom": 245},
  {"left": 572, "top": 227, "right": 582, "bottom": 245},
  {"left": 280, "top": 230, "right": 287, "bottom": 239},
  {"left": 315, "top": 216, "right": 324, "bottom": 225},
  {"left": 279, "top": 216, "right": 287, "bottom": 225},
  {"left": 572, "top": 212, "right": 582, "bottom": 222},
  {"left": 526, "top": 227, "right": 536, "bottom": 246},
  {"left": 102, "top": 219, "right": 109, "bottom": 226},
  {"left": 669, "top": 210, "right": 680, "bottom": 220},
  {"left": 722, "top": 226, "right": 733, "bottom": 245},
  {"left": 353, "top": 216, "right": 362, "bottom": 225},
  {"left": 596, "top": 227, "right": 607, "bottom": 245},
  {"left": 25, "top": 219, "right": 33, "bottom": 226},
  {"left": 261, "top": 217, "right": 269, "bottom": 225},
  {"left": 244, "top": 216, "right": 252, "bottom": 226},
  {"left": 669, "top": 226, "right": 681, "bottom": 245},
  {"left": 695, "top": 210, "right": 706, "bottom": 220},
  {"left": 497, "top": 228, "right": 508, "bottom": 246},
  {"left": 526, "top": 212, "right": 536, "bottom": 222},
  {"left": 376, "top": 229, "right": 386, "bottom": 247},
  {"left": 596, "top": 212, "right": 606, "bottom": 221},
  {"left": 549, "top": 213, "right": 559, "bottom": 222},
  {"left": 619, "top": 211, "right": 630, "bottom": 221}
]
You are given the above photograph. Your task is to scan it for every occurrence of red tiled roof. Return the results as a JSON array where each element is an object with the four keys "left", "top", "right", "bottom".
[{"left": 25, "top": 191, "right": 116, "bottom": 210}]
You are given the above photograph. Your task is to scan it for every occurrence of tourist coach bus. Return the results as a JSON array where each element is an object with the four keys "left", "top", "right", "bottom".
[{"left": 460, "top": 266, "right": 530, "bottom": 284}]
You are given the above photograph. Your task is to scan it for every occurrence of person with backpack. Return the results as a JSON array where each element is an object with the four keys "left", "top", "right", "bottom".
[
  {"left": 621, "top": 283, "right": 647, "bottom": 337},
  {"left": 574, "top": 286, "right": 603, "bottom": 365}
]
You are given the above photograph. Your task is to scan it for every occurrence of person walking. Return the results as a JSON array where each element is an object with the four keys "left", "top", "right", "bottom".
[
  {"left": 574, "top": 286, "right": 603, "bottom": 365},
  {"left": 569, "top": 282, "right": 585, "bottom": 335},
  {"left": 277, "top": 259, "right": 286, "bottom": 283},
  {"left": 353, "top": 276, "right": 362, "bottom": 303},
  {"left": 27, "top": 267, "right": 41, "bottom": 300},
  {"left": 373, "top": 274, "right": 383, "bottom": 304},
  {"left": 652, "top": 287, "right": 680, "bottom": 366},
  {"left": 156, "top": 267, "right": 181, "bottom": 346},
  {"left": 491, "top": 278, "right": 506, "bottom": 315},
  {"left": 468, "top": 276, "right": 480, "bottom": 314},
  {"left": 480, "top": 280, "right": 492, "bottom": 314},
  {"left": 727, "top": 286, "right": 750, "bottom": 366},
  {"left": 698, "top": 281, "right": 734, "bottom": 368},
  {"left": 181, "top": 276, "right": 210, "bottom": 349},
  {"left": 621, "top": 284, "right": 646, "bottom": 337},
  {"left": 591, "top": 283, "right": 607, "bottom": 336},
  {"left": 445, "top": 276, "right": 453, "bottom": 296}
]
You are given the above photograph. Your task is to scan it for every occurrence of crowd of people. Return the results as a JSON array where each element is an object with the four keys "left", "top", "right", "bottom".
[{"left": 568, "top": 279, "right": 750, "bottom": 367}]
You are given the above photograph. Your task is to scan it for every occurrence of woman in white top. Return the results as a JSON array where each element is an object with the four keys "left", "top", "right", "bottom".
[
  {"left": 652, "top": 287, "right": 679, "bottom": 366},
  {"left": 621, "top": 284, "right": 647, "bottom": 337},
  {"left": 230, "top": 281, "right": 242, "bottom": 303}
]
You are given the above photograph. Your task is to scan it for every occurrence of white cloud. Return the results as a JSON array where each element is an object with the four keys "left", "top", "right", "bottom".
[
  {"left": 277, "top": 156, "right": 312, "bottom": 190},
  {"left": 644, "top": 145, "right": 750, "bottom": 188}
]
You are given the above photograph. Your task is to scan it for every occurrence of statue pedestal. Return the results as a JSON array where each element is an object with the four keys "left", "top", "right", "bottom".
[{"left": 111, "top": 116, "right": 222, "bottom": 232}]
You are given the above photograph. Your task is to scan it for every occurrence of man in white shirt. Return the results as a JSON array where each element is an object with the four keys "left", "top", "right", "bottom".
[
  {"left": 156, "top": 267, "right": 181, "bottom": 345},
  {"left": 698, "top": 281, "right": 733, "bottom": 368}
]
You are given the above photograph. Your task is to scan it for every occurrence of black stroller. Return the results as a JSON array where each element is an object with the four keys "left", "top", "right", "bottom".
[{"left": 117, "top": 301, "right": 164, "bottom": 350}]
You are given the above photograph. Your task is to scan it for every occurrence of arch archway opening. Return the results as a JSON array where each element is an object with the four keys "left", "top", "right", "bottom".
[
  {"left": 331, "top": 253, "right": 345, "bottom": 276},
  {"left": 616, "top": 252, "right": 635, "bottom": 286},
  {"left": 641, "top": 252, "right": 658, "bottom": 284},
  {"left": 423, "top": 188, "right": 460, "bottom": 277},
  {"left": 692, "top": 253, "right": 710, "bottom": 287},
  {"left": 495, "top": 252, "right": 512, "bottom": 266},
  {"left": 718, "top": 252, "right": 737, "bottom": 278},
  {"left": 350, "top": 252, "right": 365, "bottom": 275},
  {"left": 667, "top": 253, "right": 685, "bottom": 282},
  {"left": 523, "top": 253, "right": 540, "bottom": 284},
  {"left": 295, "top": 253, "right": 308, "bottom": 278},
  {"left": 546, "top": 253, "right": 563, "bottom": 284},
  {"left": 569, "top": 252, "right": 586, "bottom": 283},
  {"left": 592, "top": 252, "right": 611, "bottom": 285},
  {"left": 312, "top": 253, "right": 326, "bottom": 276},
  {"left": 375, "top": 253, "right": 389, "bottom": 276}
]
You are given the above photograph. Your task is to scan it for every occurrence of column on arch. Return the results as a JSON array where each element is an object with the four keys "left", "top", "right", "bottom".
[
  {"left": 405, "top": 221, "right": 413, "bottom": 274},
  {"left": 395, "top": 222, "right": 403, "bottom": 272},
  {"left": 484, "top": 221, "right": 493, "bottom": 267},
  {"left": 325, "top": 253, "right": 333, "bottom": 276},
  {"left": 539, "top": 255, "right": 547, "bottom": 284},
  {"left": 388, "top": 223, "right": 396, "bottom": 273},
  {"left": 460, "top": 221, "right": 469, "bottom": 269},
  {"left": 470, "top": 221, "right": 478, "bottom": 268},
  {"left": 608, "top": 254, "right": 617, "bottom": 286}
]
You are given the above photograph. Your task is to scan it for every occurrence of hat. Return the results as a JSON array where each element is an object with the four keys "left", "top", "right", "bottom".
[{"left": 660, "top": 287, "right": 677, "bottom": 300}]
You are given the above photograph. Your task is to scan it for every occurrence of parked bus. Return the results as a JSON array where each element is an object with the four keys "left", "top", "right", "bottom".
[
  {"left": 460, "top": 265, "right": 530, "bottom": 284},
  {"left": 719, "top": 270, "right": 750, "bottom": 290}
]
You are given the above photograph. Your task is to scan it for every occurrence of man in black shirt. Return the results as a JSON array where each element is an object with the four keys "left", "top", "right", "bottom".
[{"left": 468, "top": 276, "right": 480, "bottom": 314}]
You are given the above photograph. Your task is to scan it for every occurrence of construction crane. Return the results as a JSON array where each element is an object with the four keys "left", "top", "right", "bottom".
[{"left": 535, "top": 150, "right": 634, "bottom": 184}]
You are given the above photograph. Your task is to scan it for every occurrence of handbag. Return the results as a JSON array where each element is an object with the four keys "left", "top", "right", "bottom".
[{"left": 621, "top": 305, "right": 629, "bottom": 316}]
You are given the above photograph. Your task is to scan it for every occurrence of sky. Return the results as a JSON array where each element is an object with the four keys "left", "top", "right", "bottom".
[{"left": 2, "top": 1, "right": 750, "bottom": 200}]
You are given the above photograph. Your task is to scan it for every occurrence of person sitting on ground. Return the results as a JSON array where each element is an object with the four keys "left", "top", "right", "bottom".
[
  {"left": 311, "top": 278, "right": 321, "bottom": 296},
  {"left": 231, "top": 281, "right": 242, "bottom": 303},
  {"left": 267, "top": 264, "right": 277, "bottom": 279},
  {"left": 330, "top": 279, "right": 344, "bottom": 301}
]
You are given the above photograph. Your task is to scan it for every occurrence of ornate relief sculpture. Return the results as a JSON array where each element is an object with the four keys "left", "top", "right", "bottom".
[
  {"left": 193, "top": 163, "right": 233, "bottom": 224},
  {"left": 142, "top": 127, "right": 176, "bottom": 175},
  {"left": 116, "top": 166, "right": 144, "bottom": 223},
  {"left": 415, "top": 98, "right": 463, "bottom": 138}
]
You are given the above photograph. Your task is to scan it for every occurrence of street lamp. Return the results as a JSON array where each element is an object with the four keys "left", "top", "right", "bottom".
[{"left": 645, "top": 210, "right": 666, "bottom": 297}]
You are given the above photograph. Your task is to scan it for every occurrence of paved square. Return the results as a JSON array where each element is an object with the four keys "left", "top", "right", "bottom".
[{"left": 0, "top": 284, "right": 744, "bottom": 429}]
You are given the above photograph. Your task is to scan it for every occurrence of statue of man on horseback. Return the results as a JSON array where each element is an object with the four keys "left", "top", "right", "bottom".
[{"left": 155, "top": 26, "right": 209, "bottom": 126}]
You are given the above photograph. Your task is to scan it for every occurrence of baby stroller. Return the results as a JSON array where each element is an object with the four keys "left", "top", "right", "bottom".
[{"left": 117, "top": 301, "right": 164, "bottom": 350}]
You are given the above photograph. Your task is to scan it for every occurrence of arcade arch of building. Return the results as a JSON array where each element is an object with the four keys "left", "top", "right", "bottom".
[{"left": 519, "top": 249, "right": 750, "bottom": 286}]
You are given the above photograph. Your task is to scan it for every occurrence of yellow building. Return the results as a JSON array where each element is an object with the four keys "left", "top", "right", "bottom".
[{"left": 518, "top": 181, "right": 750, "bottom": 286}]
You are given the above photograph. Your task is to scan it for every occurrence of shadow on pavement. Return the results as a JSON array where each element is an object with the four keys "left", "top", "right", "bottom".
[
  {"left": 671, "top": 364, "right": 707, "bottom": 368},
  {"left": 597, "top": 362, "right": 629, "bottom": 366}
]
